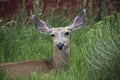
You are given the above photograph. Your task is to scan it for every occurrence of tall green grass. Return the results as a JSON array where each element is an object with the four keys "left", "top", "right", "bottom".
[
  {"left": 84, "top": 14, "right": 120, "bottom": 80},
  {"left": 0, "top": 11, "right": 120, "bottom": 80}
]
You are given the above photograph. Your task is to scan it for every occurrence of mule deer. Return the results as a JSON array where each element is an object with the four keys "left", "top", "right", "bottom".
[{"left": 0, "top": 9, "right": 86, "bottom": 78}]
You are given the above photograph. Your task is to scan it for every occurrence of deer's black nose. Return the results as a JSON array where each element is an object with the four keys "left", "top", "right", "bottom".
[{"left": 57, "top": 42, "right": 64, "bottom": 50}]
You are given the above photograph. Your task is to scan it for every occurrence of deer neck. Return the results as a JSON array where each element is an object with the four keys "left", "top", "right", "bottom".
[{"left": 51, "top": 45, "right": 70, "bottom": 70}]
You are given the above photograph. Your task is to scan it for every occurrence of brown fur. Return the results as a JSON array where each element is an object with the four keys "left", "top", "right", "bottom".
[{"left": 0, "top": 59, "right": 53, "bottom": 77}]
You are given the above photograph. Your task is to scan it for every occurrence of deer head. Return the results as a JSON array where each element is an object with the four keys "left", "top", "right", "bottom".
[{"left": 32, "top": 9, "right": 86, "bottom": 52}]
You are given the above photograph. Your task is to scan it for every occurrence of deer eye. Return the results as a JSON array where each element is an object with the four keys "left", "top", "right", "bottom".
[
  {"left": 65, "top": 32, "right": 70, "bottom": 36},
  {"left": 51, "top": 34, "right": 55, "bottom": 37}
]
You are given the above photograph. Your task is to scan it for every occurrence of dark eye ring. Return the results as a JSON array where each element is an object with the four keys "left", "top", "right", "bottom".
[
  {"left": 65, "top": 32, "right": 69, "bottom": 36},
  {"left": 51, "top": 34, "right": 55, "bottom": 37}
]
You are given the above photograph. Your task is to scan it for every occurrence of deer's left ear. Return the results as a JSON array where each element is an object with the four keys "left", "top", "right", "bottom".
[{"left": 67, "top": 9, "right": 86, "bottom": 31}]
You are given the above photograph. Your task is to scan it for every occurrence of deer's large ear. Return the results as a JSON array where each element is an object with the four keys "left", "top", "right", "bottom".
[
  {"left": 67, "top": 9, "right": 86, "bottom": 31},
  {"left": 32, "top": 15, "right": 52, "bottom": 34}
]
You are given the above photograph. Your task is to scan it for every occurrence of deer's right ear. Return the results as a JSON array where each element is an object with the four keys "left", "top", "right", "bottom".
[{"left": 32, "top": 15, "right": 52, "bottom": 34}]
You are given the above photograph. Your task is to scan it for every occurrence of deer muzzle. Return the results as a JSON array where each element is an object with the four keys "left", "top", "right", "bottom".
[{"left": 56, "top": 42, "right": 64, "bottom": 50}]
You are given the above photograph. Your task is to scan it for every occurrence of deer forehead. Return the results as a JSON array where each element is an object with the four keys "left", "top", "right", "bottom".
[{"left": 51, "top": 27, "right": 69, "bottom": 34}]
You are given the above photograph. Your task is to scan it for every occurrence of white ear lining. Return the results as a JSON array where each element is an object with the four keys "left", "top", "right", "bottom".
[
  {"left": 39, "top": 20, "right": 50, "bottom": 30},
  {"left": 32, "top": 15, "right": 52, "bottom": 34},
  {"left": 67, "top": 9, "right": 86, "bottom": 31},
  {"left": 37, "top": 20, "right": 52, "bottom": 34}
]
